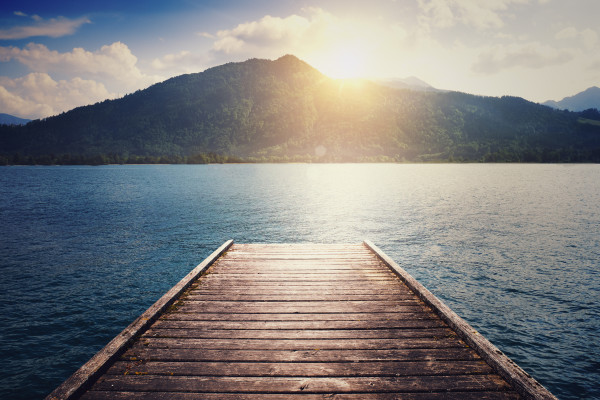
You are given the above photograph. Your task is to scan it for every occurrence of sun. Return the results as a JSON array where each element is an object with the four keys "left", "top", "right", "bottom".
[{"left": 320, "top": 43, "right": 369, "bottom": 79}]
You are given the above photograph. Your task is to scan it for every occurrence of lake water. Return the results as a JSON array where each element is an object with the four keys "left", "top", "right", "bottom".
[{"left": 0, "top": 164, "right": 598, "bottom": 399}]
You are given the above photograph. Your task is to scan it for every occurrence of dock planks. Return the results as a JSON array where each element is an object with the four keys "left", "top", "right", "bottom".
[{"left": 47, "top": 241, "right": 556, "bottom": 399}]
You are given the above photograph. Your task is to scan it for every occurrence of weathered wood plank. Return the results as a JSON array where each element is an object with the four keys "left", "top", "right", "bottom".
[
  {"left": 194, "top": 280, "right": 405, "bottom": 286},
  {"left": 209, "top": 273, "right": 394, "bottom": 278},
  {"left": 132, "top": 337, "right": 466, "bottom": 350},
  {"left": 213, "top": 264, "right": 389, "bottom": 270},
  {"left": 105, "top": 359, "right": 494, "bottom": 377},
  {"left": 142, "top": 327, "right": 454, "bottom": 339},
  {"left": 90, "top": 375, "right": 514, "bottom": 393},
  {"left": 218, "top": 258, "right": 383, "bottom": 262},
  {"left": 185, "top": 294, "right": 417, "bottom": 301},
  {"left": 178, "top": 300, "right": 423, "bottom": 307},
  {"left": 222, "top": 255, "right": 379, "bottom": 261},
  {"left": 159, "top": 312, "right": 437, "bottom": 321},
  {"left": 152, "top": 319, "right": 444, "bottom": 330},
  {"left": 176, "top": 300, "right": 424, "bottom": 307},
  {"left": 120, "top": 347, "right": 482, "bottom": 362},
  {"left": 232, "top": 243, "right": 365, "bottom": 249},
  {"left": 201, "top": 275, "right": 399, "bottom": 281},
  {"left": 174, "top": 304, "right": 428, "bottom": 314},
  {"left": 179, "top": 302, "right": 425, "bottom": 314},
  {"left": 189, "top": 287, "right": 413, "bottom": 294},
  {"left": 213, "top": 265, "right": 388, "bottom": 269},
  {"left": 81, "top": 392, "right": 521, "bottom": 400}
]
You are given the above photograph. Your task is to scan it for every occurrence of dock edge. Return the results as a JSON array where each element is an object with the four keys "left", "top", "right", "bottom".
[
  {"left": 364, "top": 240, "right": 557, "bottom": 400},
  {"left": 45, "top": 239, "right": 234, "bottom": 400}
]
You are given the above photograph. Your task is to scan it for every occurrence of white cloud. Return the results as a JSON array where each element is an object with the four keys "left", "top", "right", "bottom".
[
  {"left": 150, "top": 9, "right": 375, "bottom": 80},
  {"left": 417, "top": 0, "right": 456, "bottom": 29},
  {"left": 0, "top": 41, "right": 165, "bottom": 118},
  {"left": 205, "top": 8, "right": 395, "bottom": 77},
  {"left": 0, "top": 73, "right": 114, "bottom": 119},
  {"left": 472, "top": 42, "right": 573, "bottom": 74},
  {"left": 556, "top": 27, "right": 598, "bottom": 50},
  {"left": 150, "top": 50, "right": 209, "bottom": 75},
  {"left": 197, "top": 32, "right": 215, "bottom": 39},
  {"left": 152, "top": 50, "right": 191, "bottom": 70},
  {"left": 212, "top": 13, "right": 315, "bottom": 56},
  {"left": 0, "top": 42, "right": 160, "bottom": 92},
  {"left": 0, "top": 15, "right": 90, "bottom": 40},
  {"left": 213, "top": 36, "right": 245, "bottom": 54},
  {"left": 198, "top": 8, "right": 444, "bottom": 80},
  {"left": 417, "top": 0, "right": 534, "bottom": 30},
  {"left": 555, "top": 27, "right": 578, "bottom": 40}
]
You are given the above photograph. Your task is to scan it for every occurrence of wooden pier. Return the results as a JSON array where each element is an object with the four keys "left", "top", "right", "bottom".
[{"left": 47, "top": 240, "right": 556, "bottom": 399}]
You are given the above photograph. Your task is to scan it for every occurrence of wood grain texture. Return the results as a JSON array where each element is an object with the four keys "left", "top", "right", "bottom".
[{"left": 50, "top": 242, "right": 550, "bottom": 399}]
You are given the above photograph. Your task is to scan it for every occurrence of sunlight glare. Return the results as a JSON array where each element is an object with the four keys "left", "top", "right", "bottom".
[{"left": 321, "top": 43, "right": 368, "bottom": 79}]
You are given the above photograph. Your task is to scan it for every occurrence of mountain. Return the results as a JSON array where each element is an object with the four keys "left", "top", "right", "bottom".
[
  {"left": 377, "top": 77, "right": 439, "bottom": 92},
  {"left": 0, "top": 113, "right": 30, "bottom": 125},
  {"left": 543, "top": 86, "right": 600, "bottom": 111},
  {"left": 1, "top": 55, "right": 600, "bottom": 164}
]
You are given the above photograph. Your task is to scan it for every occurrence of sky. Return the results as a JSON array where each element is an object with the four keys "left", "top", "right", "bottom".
[{"left": 0, "top": 0, "right": 599, "bottom": 119}]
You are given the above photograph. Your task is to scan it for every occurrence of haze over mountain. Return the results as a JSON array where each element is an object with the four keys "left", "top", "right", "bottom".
[
  {"left": 377, "top": 77, "right": 440, "bottom": 92},
  {"left": 543, "top": 87, "right": 600, "bottom": 111},
  {"left": 1, "top": 55, "right": 599, "bottom": 164}
]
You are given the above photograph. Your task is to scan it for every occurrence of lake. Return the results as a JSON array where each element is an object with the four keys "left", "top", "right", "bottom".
[{"left": 0, "top": 164, "right": 598, "bottom": 399}]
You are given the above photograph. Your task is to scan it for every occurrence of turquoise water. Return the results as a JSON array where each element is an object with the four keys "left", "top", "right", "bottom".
[{"left": 0, "top": 164, "right": 598, "bottom": 399}]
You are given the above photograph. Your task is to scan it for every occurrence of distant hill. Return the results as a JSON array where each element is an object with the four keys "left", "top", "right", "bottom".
[
  {"left": 0, "top": 113, "right": 30, "bottom": 126},
  {"left": 377, "top": 77, "right": 440, "bottom": 92},
  {"left": 543, "top": 86, "right": 600, "bottom": 111},
  {"left": 1, "top": 55, "right": 600, "bottom": 164}
]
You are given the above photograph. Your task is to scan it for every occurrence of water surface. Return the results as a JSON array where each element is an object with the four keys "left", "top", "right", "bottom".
[{"left": 0, "top": 164, "right": 598, "bottom": 399}]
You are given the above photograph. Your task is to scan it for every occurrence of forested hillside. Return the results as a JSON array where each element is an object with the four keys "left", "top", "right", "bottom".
[{"left": 1, "top": 55, "right": 599, "bottom": 164}]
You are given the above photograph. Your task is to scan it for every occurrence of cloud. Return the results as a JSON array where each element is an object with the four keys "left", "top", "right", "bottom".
[
  {"left": 0, "top": 73, "right": 114, "bottom": 119},
  {"left": 199, "top": 7, "right": 447, "bottom": 80},
  {"left": 197, "top": 32, "right": 215, "bottom": 39},
  {"left": 472, "top": 43, "right": 573, "bottom": 74},
  {"left": 0, "top": 42, "right": 160, "bottom": 92},
  {"left": 588, "top": 59, "right": 600, "bottom": 72},
  {"left": 556, "top": 27, "right": 598, "bottom": 50},
  {"left": 206, "top": 8, "right": 407, "bottom": 79},
  {"left": 150, "top": 50, "right": 209, "bottom": 75},
  {"left": 555, "top": 27, "right": 578, "bottom": 40},
  {"left": 0, "top": 41, "right": 165, "bottom": 118},
  {"left": 417, "top": 0, "right": 456, "bottom": 29},
  {"left": 212, "top": 13, "right": 314, "bottom": 55},
  {"left": 417, "top": 0, "right": 534, "bottom": 30},
  {"left": 150, "top": 11, "right": 328, "bottom": 77},
  {"left": 0, "top": 15, "right": 90, "bottom": 40}
]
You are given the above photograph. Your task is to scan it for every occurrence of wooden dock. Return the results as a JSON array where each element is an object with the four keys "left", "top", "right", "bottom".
[{"left": 47, "top": 240, "right": 556, "bottom": 399}]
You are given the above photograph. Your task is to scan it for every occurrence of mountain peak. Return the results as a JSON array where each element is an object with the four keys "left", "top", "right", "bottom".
[
  {"left": 543, "top": 86, "right": 600, "bottom": 111},
  {"left": 0, "top": 113, "right": 30, "bottom": 125},
  {"left": 275, "top": 54, "right": 301, "bottom": 63},
  {"left": 274, "top": 54, "right": 319, "bottom": 72}
]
